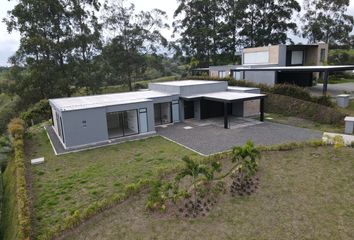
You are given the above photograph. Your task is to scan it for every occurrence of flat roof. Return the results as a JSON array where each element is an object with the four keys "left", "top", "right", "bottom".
[
  {"left": 182, "top": 91, "right": 266, "bottom": 102},
  {"left": 228, "top": 86, "right": 259, "bottom": 91},
  {"left": 233, "top": 65, "right": 354, "bottom": 72},
  {"left": 152, "top": 80, "right": 221, "bottom": 86},
  {"left": 50, "top": 90, "right": 175, "bottom": 112}
]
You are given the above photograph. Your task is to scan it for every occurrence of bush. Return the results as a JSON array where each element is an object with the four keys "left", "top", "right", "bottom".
[
  {"left": 0, "top": 95, "right": 21, "bottom": 134},
  {"left": 8, "top": 118, "right": 25, "bottom": 140},
  {"left": 133, "top": 82, "right": 148, "bottom": 90},
  {"left": 20, "top": 99, "right": 51, "bottom": 126},
  {"left": 265, "top": 94, "right": 345, "bottom": 125},
  {"left": 271, "top": 84, "right": 312, "bottom": 101},
  {"left": 1, "top": 119, "right": 30, "bottom": 240}
]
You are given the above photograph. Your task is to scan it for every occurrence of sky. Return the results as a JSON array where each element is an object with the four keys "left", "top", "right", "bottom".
[{"left": 0, "top": 0, "right": 353, "bottom": 66}]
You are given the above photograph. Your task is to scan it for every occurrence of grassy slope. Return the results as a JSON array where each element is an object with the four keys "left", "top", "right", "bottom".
[
  {"left": 62, "top": 146, "right": 354, "bottom": 240},
  {"left": 26, "top": 127, "right": 200, "bottom": 238},
  {"left": 0, "top": 155, "right": 18, "bottom": 240}
]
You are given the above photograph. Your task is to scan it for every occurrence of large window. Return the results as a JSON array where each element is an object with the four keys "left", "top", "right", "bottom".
[
  {"left": 320, "top": 49, "right": 326, "bottom": 62},
  {"left": 232, "top": 71, "right": 243, "bottom": 80},
  {"left": 218, "top": 71, "right": 227, "bottom": 78},
  {"left": 154, "top": 103, "right": 172, "bottom": 126},
  {"left": 106, "top": 110, "right": 139, "bottom": 139},
  {"left": 243, "top": 51, "right": 269, "bottom": 65},
  {"left": 291, "top": 51, "right": 304, "bottom": 65}
]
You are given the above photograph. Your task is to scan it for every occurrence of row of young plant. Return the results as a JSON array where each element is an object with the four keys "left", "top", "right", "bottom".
[
  {"left": 7, "top": 118, "right": 31, "bottom": 240},
  {"left": 145, "top": 141, "right": 261, "bottom": 217}
]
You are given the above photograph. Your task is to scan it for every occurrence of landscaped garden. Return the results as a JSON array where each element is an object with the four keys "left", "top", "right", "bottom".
[
  {"left": 59, "top": 144, "right": 354, "bottom": 240},
  {"left": 25, "top": 126, "right": 200, "bottom": 239}
]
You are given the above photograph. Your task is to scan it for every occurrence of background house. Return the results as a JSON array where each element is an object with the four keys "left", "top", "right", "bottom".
[{"left": 208, "top": 43, "right": 329, "bottom": 86}]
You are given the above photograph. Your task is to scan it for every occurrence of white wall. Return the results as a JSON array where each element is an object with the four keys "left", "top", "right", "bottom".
[{"left": 244, "top": 51, "right": 270, "bottom": 65}]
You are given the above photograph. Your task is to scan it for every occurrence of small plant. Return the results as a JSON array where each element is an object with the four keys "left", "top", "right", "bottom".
[{"left": 333, "top": 135, "right": 345, "bottom": 149}]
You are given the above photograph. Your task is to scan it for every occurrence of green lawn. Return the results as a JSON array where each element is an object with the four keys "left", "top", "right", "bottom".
[
  {"left": 265, "top": 113, "right": 344, "bottom": 133},
  {"left": 61, "top": 146, "right": 354, "bottom": 240},
  {"left": 26, "top": 127, "right": 199, "bottom": 238}
]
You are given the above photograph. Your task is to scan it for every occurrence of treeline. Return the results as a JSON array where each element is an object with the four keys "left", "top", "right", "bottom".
[
  {"left": 1, "top": 0, "right": 353, "bottom": 105},
  {"left": 173, "top": 0, "right": 354, "bottom": 66}
]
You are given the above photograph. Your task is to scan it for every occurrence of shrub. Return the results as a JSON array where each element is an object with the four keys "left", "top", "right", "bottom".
[
  {"left": 20, "top": 99, "right": 51, "bottom": 126},
  {"left": 265, "top": 94, "right": 345, "bottom": 125},
  {"left": 1, "top": 119, "right": 31, "bottom": 240},
  {"left": 271, "top": 84, "right": 312, "bottom": 101},
  {"left": 133, "top": 82, "right": 148, "bottom": 90},
  {"left": 313, "top": 95, "right": 334, "bottom": 107},
  {"left": 8, "top": 118, "right": 25, "bottom": 140}
]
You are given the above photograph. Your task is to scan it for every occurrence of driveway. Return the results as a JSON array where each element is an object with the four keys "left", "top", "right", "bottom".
[
  {"left": 309, "top": 83, "right": 354, "bottom": 98},
  {"left": 157, "top": 122, "right": 322, "bottom": 155}
]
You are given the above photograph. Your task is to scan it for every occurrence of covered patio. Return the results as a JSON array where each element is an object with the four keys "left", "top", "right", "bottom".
[
  {"left": 181, "top": 91, "right": 266, "bottom": 129},
  {"left": 234, "top": 65, "right": 354, "bottom": 95}
]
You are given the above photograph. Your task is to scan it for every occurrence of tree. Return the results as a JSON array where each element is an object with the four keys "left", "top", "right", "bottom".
[
  {"left": 238, "top": 0, "right": 301, "bottom": 47},
  {"left": 101, "top": 0, "right": 169, "bottom": 91},
  {"left": 4, "top": 0, "right": 102, "bottom": 103},
  {"left": 173, "top": 0, "right": 224, "bottom": 67},
  {"left": 302, "top": 0, "right": 354, "bottom": 45}
]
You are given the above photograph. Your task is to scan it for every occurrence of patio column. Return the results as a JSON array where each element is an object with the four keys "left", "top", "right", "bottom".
[
  {"left": 323, "top": 70, "right": 329, "bottom": 96},
  {"left": 260, "top": 98, "right": 265, "bottom": 122},
  {"left": 224, "top": 102, "right": 229, "bottom": 129}
]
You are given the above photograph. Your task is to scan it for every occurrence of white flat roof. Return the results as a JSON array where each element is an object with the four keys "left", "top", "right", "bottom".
[
  {"left": 152, "top": 80, "right": 222, "bottom": 86},
  {"left": 50, "top": 90, "right": 175, "bottom": 112},
  {"left": 182, "top": 91, "right": 265, "bottom": 102},
  {"left": 228, "top": 86, "right": 259, "bottom": 91}
]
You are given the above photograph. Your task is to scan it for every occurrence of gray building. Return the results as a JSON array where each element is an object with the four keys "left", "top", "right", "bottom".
[
  {"left": 49, "top": 80, "right": 265, "bottom": 150},
  {"left": 208, "top": 43, "right": 329, "bottom": 86}
]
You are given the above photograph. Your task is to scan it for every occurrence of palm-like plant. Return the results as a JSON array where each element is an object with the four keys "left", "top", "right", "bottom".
[
  {"left": 175, "top": 156, "right": 215, "bottom": 205},
  {"left": 232, "top": 140, "right": 260, "bottom": 178}
]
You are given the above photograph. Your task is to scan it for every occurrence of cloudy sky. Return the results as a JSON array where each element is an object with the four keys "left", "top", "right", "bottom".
[{"left": 0, "top": 0, "right": 353, "bottom": 66}]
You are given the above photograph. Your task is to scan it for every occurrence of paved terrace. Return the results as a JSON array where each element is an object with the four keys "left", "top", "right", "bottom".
[{"left": 157, "top": 121, "right": 322, "bottom": 156}]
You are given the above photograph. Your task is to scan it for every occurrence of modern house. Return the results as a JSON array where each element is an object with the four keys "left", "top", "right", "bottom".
[
  {"left": 207, "top": 43, "right": 329, "bottom": 86},
  {"left": 49, "top": 80, "right": 266, "bottom": 150}
]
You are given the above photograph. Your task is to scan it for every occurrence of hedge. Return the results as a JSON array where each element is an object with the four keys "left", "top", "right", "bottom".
[
  {"left": 2, "top": 118, "right": 31, "bottom": 240},
  {"left": 265, "top": 94, "right": 345, "bottom": 125},
  {"left": 20, "top": 99, "right": 51, "bottom": 127}
]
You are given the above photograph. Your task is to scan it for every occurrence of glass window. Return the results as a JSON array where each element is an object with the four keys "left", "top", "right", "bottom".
[
  {"left": 233, "top": 71, "right": 242, "bottom": 80},
  {"left": 320, "top": 49, "right": 326, "bottom": 62},
  {"left": 106, "top": 110, "right": 138, "bottom": 139},
  {"left": 291, "top": 51, "right": 304, "bottom": 65},
  {"left": 218, "top": 71, "right": 227, "bottom": 78}
]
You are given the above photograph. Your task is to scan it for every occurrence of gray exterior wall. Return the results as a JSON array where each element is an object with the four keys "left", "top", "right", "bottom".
[
  {"left": 180, "top": 82, "right": 227, "bottom": 96},
  {"left": 244, "top": 71, "right": 276, "bottom": 86},
  {"left": 278, "top": 45, "right": 287, "bottom": 66},
  {"left": 59, "top": 100, "right": 156, "bottom": 149}
]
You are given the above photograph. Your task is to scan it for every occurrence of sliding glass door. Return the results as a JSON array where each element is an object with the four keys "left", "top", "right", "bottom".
[
  {"left": 106, "top": 110, "right": 139, "bottom": 139},
  {"left": 154, "top": 103, "right": 172, "bottom": 126}
]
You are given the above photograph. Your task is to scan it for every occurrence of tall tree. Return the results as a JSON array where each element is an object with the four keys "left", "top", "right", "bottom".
[
  {"left": 101, "top": 0, "right": 169, "bottom": 90},
  {"left": 173, "top": 0, "right": 223, "bottom": 67},
  {"left": 4, "top": 0, "right": 102, "bottom": 103},
  {"left": 302, "top": 0, "right": 354, "bottom": 45},
  {"left": 239, "top": 0, "right": 301, "bottom": 47}
]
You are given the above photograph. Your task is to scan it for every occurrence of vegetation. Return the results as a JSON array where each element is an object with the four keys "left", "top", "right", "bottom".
[
  {"left": 265, "top": 94, "right": 345, "bottom": 125},
  {"left": 174, "top": 0, "right": 301, "bottom": 66},
  {"left": 59, "top": 145, "right": 354, "bottom": 240},
  {"left": 302, "top": 0, "right": 353, "bottom": 45},
  {"left": 25, "top": 127, "right": 199, "bottom": 239},
  {"left": 20, "top": 100, "right": 51, "bottom": 127},
  {"left": 0, "top": 118, "right": 30, "bottom": 240}
]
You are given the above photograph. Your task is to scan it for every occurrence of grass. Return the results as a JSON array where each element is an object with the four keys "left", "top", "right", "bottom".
[
  {"left": 60, "top": 146, "right": 354, "bottom": 240},
  {"left": 26, "top": 127, "right": 199, "bottom": 238},
  {"left": 265, "top": 113, "right": 344, "bottom": 133},
  {"left": 0, "top": 154, "right": 19, "bottom": 240}
]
